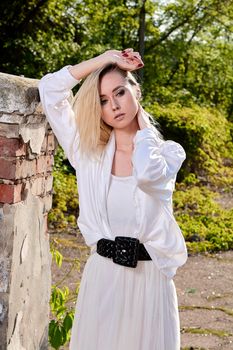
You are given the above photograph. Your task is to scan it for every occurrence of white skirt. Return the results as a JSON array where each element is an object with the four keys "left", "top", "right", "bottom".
[{"left": 69, "top": 252, "right": 180, "bottom": 350}]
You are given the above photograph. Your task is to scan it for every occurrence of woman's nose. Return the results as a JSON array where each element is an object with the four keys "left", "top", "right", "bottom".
[{"left": 110, "top": 97, "right": 119, "bottom": 110}]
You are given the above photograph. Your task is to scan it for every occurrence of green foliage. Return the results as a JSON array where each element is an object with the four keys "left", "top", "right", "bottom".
[
  {"left": 49, "top": 286, "right": 74, "bottom": 349},
  {"left": 48, "top": 147, "right": 79, "bottom": 229},
  {"left": 174, "top": 185, "right": 233, "bottom": 254},
  {"left": 148, "top": 102, "right": 233, "bottom": 254},
  {"left": 0, "top": 0, "right": 81, "bottom": 77},
  {"left": 51, "top": 244, "right": 63, "bottom": 268},
  {"left": 49, "top": 243, "right": 80, "bottom": 349},
  {"left": 143, "top": 0, "right": 233, "bottom": 119},
  {"left": 148, "top": 102, "right": 233, "bottom": 186}
]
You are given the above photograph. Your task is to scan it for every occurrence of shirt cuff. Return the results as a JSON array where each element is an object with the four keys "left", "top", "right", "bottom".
[{"left": 58, "top": 65, "right": 81, "bottom": 90}]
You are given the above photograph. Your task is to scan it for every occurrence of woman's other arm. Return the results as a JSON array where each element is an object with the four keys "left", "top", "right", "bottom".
[{"left": 132, "top": 107, "right": 186, "bottom": 200}]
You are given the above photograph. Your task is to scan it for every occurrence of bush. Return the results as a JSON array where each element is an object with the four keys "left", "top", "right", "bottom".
[
  {"left": 174, "top": 185, "right": 233, "bottom": 254},
  {"left": 48, "top": 147, "right": 79, "bottom": 229},
  {"left": 148, "top": 102, "right": 233, "bottom": 187}
]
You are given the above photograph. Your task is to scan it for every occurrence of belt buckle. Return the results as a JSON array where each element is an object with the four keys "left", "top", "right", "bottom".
[{"left": 113, "top": 236, "right": 140, "bottom": 268}]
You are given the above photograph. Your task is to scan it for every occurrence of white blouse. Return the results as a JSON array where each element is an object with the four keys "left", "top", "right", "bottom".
[{"left": 38, "top": 66, "right": 188, "bottom": 279}]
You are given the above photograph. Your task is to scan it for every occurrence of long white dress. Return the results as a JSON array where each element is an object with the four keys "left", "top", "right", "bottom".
[
  {"left": 69, "top": 175, "right": 180, "bottom": 350},
  {"left": 38, "top": 65, "right": 187, "bottom": 350}
]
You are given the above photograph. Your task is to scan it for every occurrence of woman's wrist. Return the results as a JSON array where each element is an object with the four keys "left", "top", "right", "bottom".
[
  {"left": 68, "top": 48, "right": 144, "bottom": 80},
  {"left": 68, "top": 55, "right": 106, "bottom": 80}
]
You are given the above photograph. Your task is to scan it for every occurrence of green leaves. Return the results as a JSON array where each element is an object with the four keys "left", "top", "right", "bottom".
[
  {"left": 174, "top": 186, "right": 233, "bottom": 254},
  {"left": 49, "top": 251, "right": 76, "bottom": 349},
  {"left": 149, "top": 102, "right": 233, "bottom": 184},
  {"left": 49, "top": 311, "right": 74, "bottom": 349},
  {"left": 51, "top": 246, "right": 63, "bottom": 268},
  {"left": 48, "top": 146, "right": 79, "bottom": 229}
]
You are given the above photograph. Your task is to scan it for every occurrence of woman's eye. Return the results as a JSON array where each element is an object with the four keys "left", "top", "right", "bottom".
[
  {"left": 116, "top": 89, "right": 125, "bottom": 97},
  {"left": 100, "top": 99, "right": 107, "bottom": 105}
]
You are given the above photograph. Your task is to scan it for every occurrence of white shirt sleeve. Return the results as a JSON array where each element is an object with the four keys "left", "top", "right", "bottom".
[
  {"left": 38, "top": 66, "right": 80, "bottom": 168},
  {"left": 132, "top": 127, "right": 186, "bottom": 200}
]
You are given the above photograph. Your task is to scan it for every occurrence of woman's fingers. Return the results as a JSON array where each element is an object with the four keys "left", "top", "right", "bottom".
[
  {"left": 120, "top": 49, "right": 144, "bottom": 70},
  {"left": 102, "top": 49, "right": 144, "bottom": 71},
  {"left": 121, "top": 50, "right": 141, "bottom": 60},
  {"left": 122, "top": 48, "right": 134, "bottom": 53},
  {"left": 120, "top": 58, "right": 144, "bottom": 71}
]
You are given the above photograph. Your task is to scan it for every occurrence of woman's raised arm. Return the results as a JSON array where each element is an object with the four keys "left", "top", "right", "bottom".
[
  {"left": 38, "top": 49, "right": 143, "bottom": 168},
  {"left": 68, "top": 49, "right": 144, "bottom": 80},
  {"left": 38, "top": 66, "right": 81, "bottom": 168}
]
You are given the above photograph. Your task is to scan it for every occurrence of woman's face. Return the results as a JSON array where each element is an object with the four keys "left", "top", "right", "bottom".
[{"left": 99, "top": 70, "right": 139, "bottom": 129}]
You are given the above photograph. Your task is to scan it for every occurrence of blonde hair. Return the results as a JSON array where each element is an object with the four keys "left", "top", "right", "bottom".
[
  {"left": 72, "top": 63, "right": 163, "bottom": 158},
  {"left": 72, "top": 64, "right": 139, "bottom": 158}
]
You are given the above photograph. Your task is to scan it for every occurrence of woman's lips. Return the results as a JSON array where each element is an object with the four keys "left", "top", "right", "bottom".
[{"left": 114, "top": 113, "right": 125, "bottom": 120}]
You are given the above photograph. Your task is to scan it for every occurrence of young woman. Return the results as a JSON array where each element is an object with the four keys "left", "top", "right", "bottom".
[{"left": 39, "top": 48, "right": 187, "bottom": 350}]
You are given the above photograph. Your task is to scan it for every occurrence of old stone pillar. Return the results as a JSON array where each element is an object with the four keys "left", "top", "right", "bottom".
[{"left": 0, "top": 72, "right": 55, "bottom": 349}]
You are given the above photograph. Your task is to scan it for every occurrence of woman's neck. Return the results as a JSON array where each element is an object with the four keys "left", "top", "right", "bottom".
[{"left": 114, "top": 121, "right": 139, "bottom": 151}]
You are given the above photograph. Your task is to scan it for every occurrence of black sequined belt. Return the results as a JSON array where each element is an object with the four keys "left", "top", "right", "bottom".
[{"left": 97, "top": 236, "right": 152, "bottom": 268}]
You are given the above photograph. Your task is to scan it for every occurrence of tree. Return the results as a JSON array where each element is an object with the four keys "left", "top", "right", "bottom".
[
  {"left": 0, "top": 0, "right": 232, "bottom": 117},
  {"left": 143, "top": 0, "right": 233, "bottom": 118}
]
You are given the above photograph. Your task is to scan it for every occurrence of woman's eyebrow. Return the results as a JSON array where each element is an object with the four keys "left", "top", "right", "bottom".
[{"left": 100, "top": 85, "right": 125, "bottom": 97}]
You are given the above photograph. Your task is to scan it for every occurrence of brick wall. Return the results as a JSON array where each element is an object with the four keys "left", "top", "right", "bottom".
[{"left": 0, "top": 72, "right": 56, "bottom": 350}]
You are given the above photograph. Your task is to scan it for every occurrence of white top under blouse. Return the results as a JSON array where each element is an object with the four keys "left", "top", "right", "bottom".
[{"left": 107, "top": 175, "right": 138, "bottom": 238}]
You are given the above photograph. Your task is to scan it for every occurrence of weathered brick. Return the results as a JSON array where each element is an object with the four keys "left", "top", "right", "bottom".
[
  {"left": 19, "top": 123, "right": 47, "bottom": 155},
  {"left": 0, "top": 158, "right": 16, "bottom": 179},
  {"left": 27, "top": 113, "right": 46, "bottom": 124},
  {"left": 47, "top": 134, "right": 55, "bottom": 152},
  {"left": 13, "top": 184, "right": 23, "bottom": 203},
  {"left": 0, "top": 113, "right": 26, "bottom": 124},
  {"left": 30, "top": 176, "right": 45, "bottom": 196},
  {"left": 0, "top": 137, "right": 26, "bottom": 157},
  {"left": 0, "top": 183, "right": 22, "bottom": 204},
  {"left": 36, "top": 155, "right": 53, "bottom": 174},
  {"left": 0, "top": 158, "right": 37, "bottom": 180},
  {"left": 16, "top": 159, "right": 37, "bottom": 179},
  {"left": 0, "top": 124, "right": 20, "bottom": 138},
  {"left": 0, "top": 156, "right": 53, "bottom": 180}
]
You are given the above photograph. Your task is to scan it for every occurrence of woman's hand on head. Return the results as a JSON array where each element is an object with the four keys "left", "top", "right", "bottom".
[
  {"left": 100, "top": 48, "right": 144, "bottom": 72},
  {"left": 68, "top": 48, "right": 143, "bottom": 80},
  {"left": 137, "top": 104, "right": 153, "bottom": 130}
]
